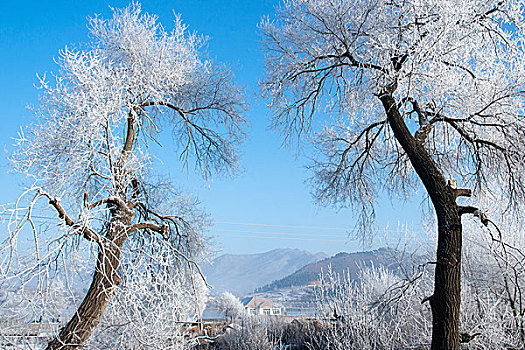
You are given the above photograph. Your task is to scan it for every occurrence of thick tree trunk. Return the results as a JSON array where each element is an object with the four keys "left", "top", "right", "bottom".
[
  {"left": 380, "top": 92, "right": 462, "bottom": 350},
  {"left": 46, "top": 211, "right": 132, "bottom": 350},
  {"left": 431, "top": 215, "right": 462, "bottom": 349}
]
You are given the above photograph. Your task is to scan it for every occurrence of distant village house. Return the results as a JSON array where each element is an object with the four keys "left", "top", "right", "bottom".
[{"left": 241, "top": 297, "right": 283, "bottom": 316}]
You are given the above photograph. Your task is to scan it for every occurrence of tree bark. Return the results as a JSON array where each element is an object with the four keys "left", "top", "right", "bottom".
[
  {"left": 379, "top": 92, "right": 462, "bottom": 350},
  {"left": 46, "top": 210, "right": 132, "bottom": 350}
]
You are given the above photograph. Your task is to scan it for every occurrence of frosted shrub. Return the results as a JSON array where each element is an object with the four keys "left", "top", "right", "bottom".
[
  {"left": 459, "top": 214, "right": 525, "bottom": 349},
  {"left": 215, "top": 315, "right": 290, "bottom": 350},
  {"left": 87, "top": 239, "right": 208, "bottom": 350},
  {"left": 313, "top": 266, "right": 432, "bottom": 349},
  {"left": 312, "top": 235, "right": 525, "bottom": 350}
]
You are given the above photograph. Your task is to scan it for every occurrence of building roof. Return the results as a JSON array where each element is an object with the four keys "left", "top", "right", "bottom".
[{"left": 241, "top": 297, "right": 275, "bottom": 308}]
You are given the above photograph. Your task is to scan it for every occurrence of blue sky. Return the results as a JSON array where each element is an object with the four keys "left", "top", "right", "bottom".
[{"left": 0, "top": 0, "right": 426, "bottom": 256}]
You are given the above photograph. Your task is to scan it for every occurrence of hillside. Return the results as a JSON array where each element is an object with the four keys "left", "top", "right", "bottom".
[
  {"left": 257, "top": 248, "right": 402, "bottom": 292},
  {"left": 201, "top": 248, "right": 327, "bottom": 295}
]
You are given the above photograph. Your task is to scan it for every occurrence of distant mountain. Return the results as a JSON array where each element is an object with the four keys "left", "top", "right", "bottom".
[
  {"left": 257, "top": 248, "right": 405, "bottom": 292},
  {"left": 201, "top": 249, "right": 327, "bottom": 295}
]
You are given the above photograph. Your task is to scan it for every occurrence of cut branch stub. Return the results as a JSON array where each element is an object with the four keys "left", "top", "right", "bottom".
[{"left": 454, "top": 188, "right": 472, "bottom": 198}]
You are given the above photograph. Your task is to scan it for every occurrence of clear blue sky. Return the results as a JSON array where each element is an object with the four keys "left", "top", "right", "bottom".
[{"left": 0, "top": 0, "right": 426, "bottom": 256}]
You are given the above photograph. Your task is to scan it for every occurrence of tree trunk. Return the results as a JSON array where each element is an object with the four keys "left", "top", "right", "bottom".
[
  {"left": 46, "top": 211, "right": 131, "bottom": 350},
  {"left": 431, "top": 215, "right": 462, "bottom": 350},
  {"left": 380, "top": 92, "right": 462, "bottom": 350}
]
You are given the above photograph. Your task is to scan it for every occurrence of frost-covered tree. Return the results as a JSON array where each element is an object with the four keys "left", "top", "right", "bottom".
[
  {"left": 261, "top": 0, "right": 525, "bottom": 348},
  {"left": 214, "top": 292, "right": 245, "bottom": 320},
  {"left": 1, "top": 3, "right": 246, "bottom": 349}
]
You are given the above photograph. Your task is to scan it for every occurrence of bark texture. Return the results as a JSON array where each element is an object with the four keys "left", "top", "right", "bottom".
[
  {"left": 380, "top": 92, "right": 462, "bottom": 350},
  {"left": 46, "top": 209, "right": 132, "bottom": 350}
]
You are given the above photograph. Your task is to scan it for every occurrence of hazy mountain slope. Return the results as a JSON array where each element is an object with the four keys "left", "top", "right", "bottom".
[
  {"left": 201, "top": 248, "right": 327, "bottom": 295},
  {"left": 258, "top": 248, "right": 403, "bottom": 291}
]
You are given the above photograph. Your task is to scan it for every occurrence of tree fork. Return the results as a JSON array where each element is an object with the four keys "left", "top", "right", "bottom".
[{"left": 380, "top": 91, "right": 462, "bottom": 350}]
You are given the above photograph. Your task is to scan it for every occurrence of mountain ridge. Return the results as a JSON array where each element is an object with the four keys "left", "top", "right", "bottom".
[
  {"left": 201, "top": 248, "right": 327, "bottom": 295},
  {"left": 256, "top": 247, "right": 400, "bottom": 292}
]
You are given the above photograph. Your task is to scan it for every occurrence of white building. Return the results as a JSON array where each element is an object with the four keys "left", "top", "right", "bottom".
[{"left": 241, "top": 297, "right": 283, "bottom": 316}]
